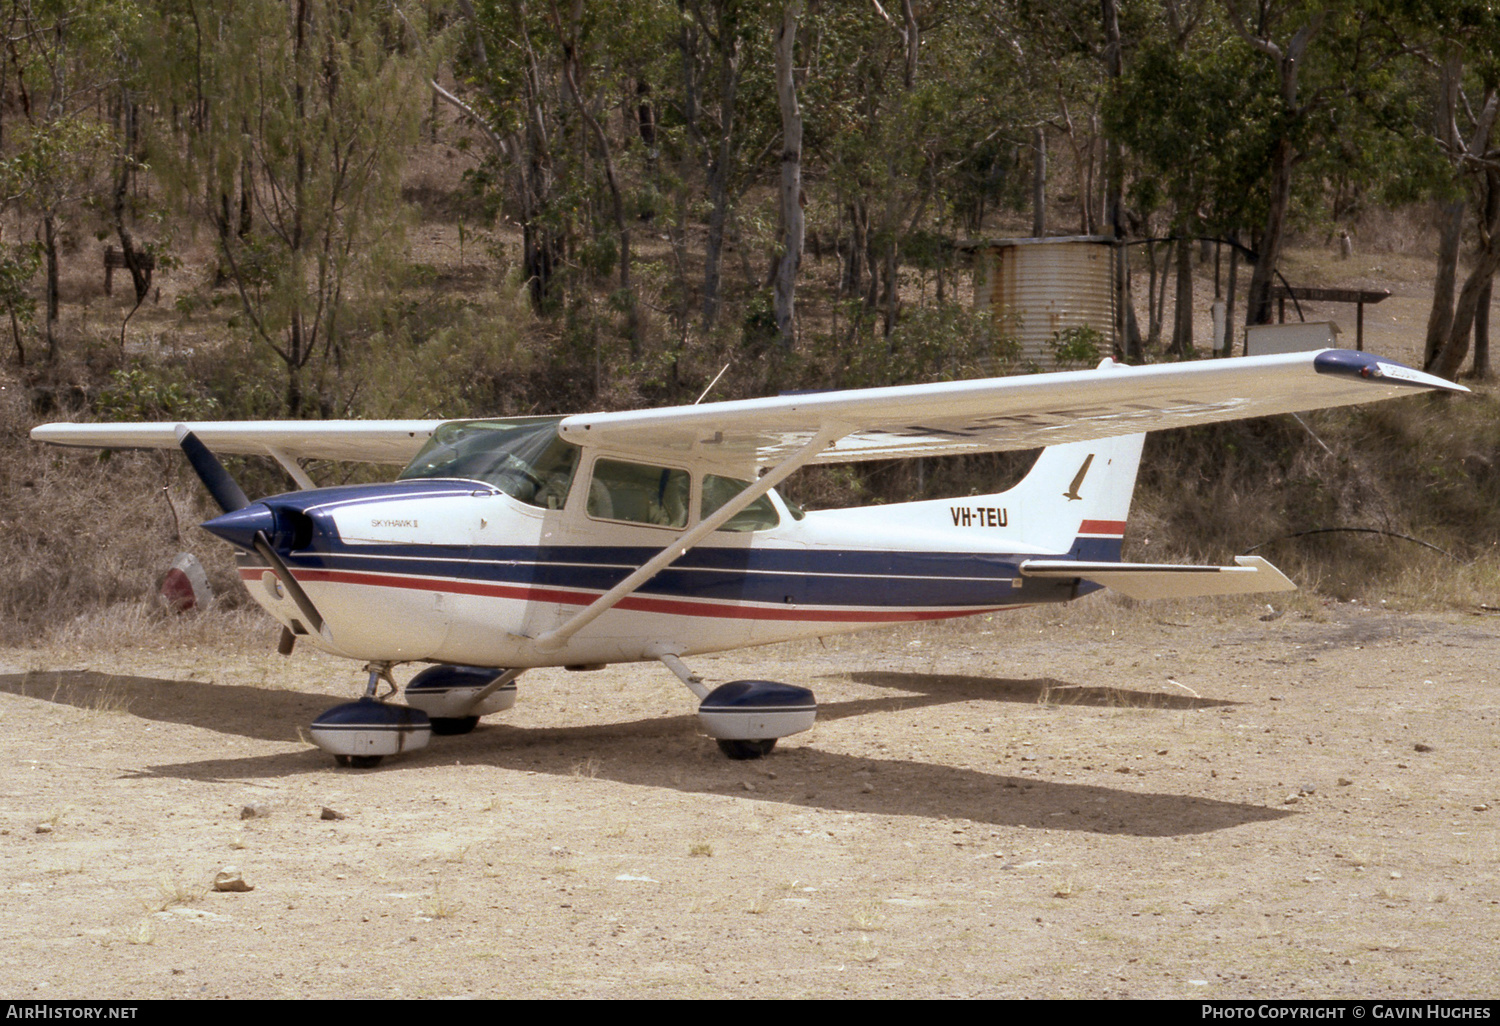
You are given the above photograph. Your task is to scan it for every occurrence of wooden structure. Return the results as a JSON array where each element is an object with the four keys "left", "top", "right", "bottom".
[
  {"left": 102, "top": 245, "right": 155, "bottom": 298},
  {"left": 1268, "top": 285, "right": 1389, "bottom": 351}
]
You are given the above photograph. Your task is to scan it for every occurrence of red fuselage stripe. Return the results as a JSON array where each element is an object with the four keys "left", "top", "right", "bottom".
[{"left": 239, "top": 567, "right": 1006, "bottom": 624}]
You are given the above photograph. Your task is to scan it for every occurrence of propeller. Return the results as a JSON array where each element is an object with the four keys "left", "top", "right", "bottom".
[
  {"left": 173, "top": 425, "right": 249, "bottom": 514},
  {"left": 175, "top": 424, "right": 326, "bottom": 647}
]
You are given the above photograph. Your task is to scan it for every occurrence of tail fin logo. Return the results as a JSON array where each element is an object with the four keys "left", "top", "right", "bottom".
[{"left": 1063, "top": 454, "right": 1095, "bottom": 502}]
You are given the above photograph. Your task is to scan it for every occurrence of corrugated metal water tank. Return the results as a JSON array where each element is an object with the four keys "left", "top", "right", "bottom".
[{"left": 973, "top": 236, "right": 1117, "bottom": 368}]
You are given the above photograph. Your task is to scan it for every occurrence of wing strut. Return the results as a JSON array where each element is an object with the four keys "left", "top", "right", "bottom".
[
  {"left": 533, "top": 423, "right": 849, "bottom": 652},
  {"left": 265, "top": 446, "right": 317, "bottom": 490}
]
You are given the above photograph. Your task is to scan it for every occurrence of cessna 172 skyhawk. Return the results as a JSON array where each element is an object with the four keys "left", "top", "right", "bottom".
[{"left": 31, "top": 349, "right": 1465, "bottom": 766}]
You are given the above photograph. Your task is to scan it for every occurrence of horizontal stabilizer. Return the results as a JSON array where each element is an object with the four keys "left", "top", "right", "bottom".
[{"left": 1019, "top": 555, "right": 1296, "bottom": 600}]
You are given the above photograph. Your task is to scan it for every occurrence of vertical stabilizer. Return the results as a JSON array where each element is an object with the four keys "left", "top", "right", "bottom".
[{"left": 997, "top": 433, "right": 1144, "bottom": 555}]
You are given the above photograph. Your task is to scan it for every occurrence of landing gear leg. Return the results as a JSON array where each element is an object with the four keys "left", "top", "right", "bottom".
[{"left": 363, "top": 662, "right": 398, "bottom": 699}]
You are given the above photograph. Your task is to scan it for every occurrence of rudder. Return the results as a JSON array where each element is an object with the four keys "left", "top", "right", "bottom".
[{"left": 995, "top": 433, "right": 1145, "bottom": 555}]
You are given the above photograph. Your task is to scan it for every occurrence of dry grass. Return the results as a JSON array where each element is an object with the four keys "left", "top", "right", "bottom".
[
  {"left": 146, "top": 873, "right": 208, "bottom": 913},
  {"left": 421, "top": 880, "right": 462, "bottom": 920},
  {"left": 1131, "top": 385, "right": 1500, "bottom": 606},
  {"left": 0, "top": 385, "right": 252, "bottom": 645}
]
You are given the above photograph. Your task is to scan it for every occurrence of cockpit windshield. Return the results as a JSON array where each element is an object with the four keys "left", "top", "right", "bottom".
[{"left": 397, "top": 417, "right": 580, "bottom": 509}]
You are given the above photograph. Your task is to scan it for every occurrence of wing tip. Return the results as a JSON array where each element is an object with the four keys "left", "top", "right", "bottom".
[{"left": 1312, "top": 349, "right": 1468, "bottom": 393}]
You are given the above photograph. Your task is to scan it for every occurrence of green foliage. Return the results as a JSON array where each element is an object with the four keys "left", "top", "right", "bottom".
[
  {"left": 0, "top": 243, "right": 42, "bottom": 325},
  {"left": 1049, "top": 325, "right": 1105, "bottom": 368},
  {"left": 831, "top": 304, "right": 1010, "bottom": 389},
  {"left": 148, "top": 0, "right": 426, "bottom": 415},
  {"left": 95, "top": 367, "right": 221, "bottom": 422},
  {"left": 1107, "top": 32, "right": 1279, "bottom": 235},
  {"left": 741, "top": 293, "right": 779, "bottom": 352}
]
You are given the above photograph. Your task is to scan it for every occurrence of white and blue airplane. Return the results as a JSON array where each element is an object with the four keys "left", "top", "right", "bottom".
[{"left": 31, "top": 349, "right": 1464, "bottom": 766}]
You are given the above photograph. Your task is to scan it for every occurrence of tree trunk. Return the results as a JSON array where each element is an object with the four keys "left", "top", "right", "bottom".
[
  {"left": 112, "top": 97, "right": 152, "bottom": 305},
  {"left": 1170, "top": 233, "right": 1193, "bottom": 356},
  {"left": 1102, "top": 0, "right": 1141, "bottom": 360},
  {"left": 9, "top": 309, "right": 23, "bottom": 367},
  {"left": 1433, "top": 136, "right": 1500, "bottom": 379},
  {"left": 1433, "top": 241, "right": 1500, "bottom": 380},
  {"left": 1246, "top": 136, "right": 1293, "bottom": 325},
  {"left": 1424, "top": 202, "right": 1466, "bottom": 368},
  {"left": 1473, "top": 279, "right": 1492, "bottom": 379},
  {"left": 286, "top": 314, "right": 304, "bottom": 417},
  {"left": 1234, "top": 14, "right": 1323, "bottom": 327},
  {"left": 555, "top": 0, "right": 637, "bottom": 354},
  {"left": 43, "top": 212, "right": 57, "bottom": 361},
  {"left": 702, "top": 35, "right": 740, "bottom": 328},
  {"left": 1471, "top": 168, "right": 1500, "bottom": 379},
  {"left": 843, "top": 200, "right": 866, "bottom": 296},
  {"left": 1224, "top": 230, "right": 1240, "bottom": 356},
  {"left": 772, "top": 0, "right": 803, "bottom": 347},
  {"left": 1031, "top": 125, "right": 1046, "bottom": 237}
]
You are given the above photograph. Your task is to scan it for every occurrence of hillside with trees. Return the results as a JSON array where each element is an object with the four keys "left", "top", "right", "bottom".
[{"left": 1, "top": 1, "right": 1495, "bottom": 399}]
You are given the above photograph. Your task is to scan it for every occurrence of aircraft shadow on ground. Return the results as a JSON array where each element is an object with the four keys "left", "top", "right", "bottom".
[
  {"left": 2, "top": 665, "right": 1282, "bottom": 837},
  {"left": 832, "top": 670, "right": 1236, "bottom": 715},
  {"left": 0, "top": 669, "right": 332, "bottom": 743}
]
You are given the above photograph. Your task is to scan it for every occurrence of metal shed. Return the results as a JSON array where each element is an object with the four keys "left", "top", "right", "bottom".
[{"left": 963, "top": 235, "right": 1118, "bottom": 369}]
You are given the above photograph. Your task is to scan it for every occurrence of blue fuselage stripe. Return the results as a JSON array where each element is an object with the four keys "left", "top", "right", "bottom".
[{"left": 280, "top": 539, "right": 1123, "bottom": 608}]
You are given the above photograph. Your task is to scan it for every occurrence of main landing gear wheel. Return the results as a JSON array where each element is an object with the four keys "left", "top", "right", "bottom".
[
  {"left": 717, "top": 738, "right": 777, "bottom": 760},
  {"left": 695, "top": 680, "right": 814, "bottom": 760},
  {"left": 429, "top": 716, "right": 480, "bottom": 736},
  {"left": 334, "top": 754, "right": 385, "bottom": 769}
]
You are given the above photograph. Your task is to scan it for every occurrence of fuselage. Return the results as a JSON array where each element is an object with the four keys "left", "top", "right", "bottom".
[{"left": 203, "top": 419, "right": 1125, "bottom": 669}]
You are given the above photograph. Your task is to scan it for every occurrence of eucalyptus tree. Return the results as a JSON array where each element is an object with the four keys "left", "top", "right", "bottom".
[
  {"left": 150, "top": 0, "right": 427, "bottom": 415},
  {"left": 448, "top": 0, "right": 566, "bottom": 314},
  {"left": 1108, "top": 11, "right": 1274, "bottom": 355},
  {"left": 771, "top": 0, "right": 800, "bottom": 346},
  {"left": 1217, "top": 0, "right": 1408, "bottom": 329},
  {"left": 0, "top": 0, "right": 121, "bottom": 360},
  {"left": 810, "top": 0, "right": 1001, "bottom": 340},
  {"left": 1396, "top": 0, "right": 1500, "bottom": 380},
  {"left": 675, "top": 0, "right": 778, "bottom": 329},
  {"left": 457, "top": 0, "right": 672, "bottom": 361}
]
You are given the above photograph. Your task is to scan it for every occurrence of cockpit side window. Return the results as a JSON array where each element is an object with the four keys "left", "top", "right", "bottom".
[
  {"left": 398, "top": 418, "right": 579, "bottom": 510},
  {"left": 588, "top": 458, "right": 690, "bottom": 528},
  {"left": 701, "top": 475, "right": 781, "bottom": 532}
]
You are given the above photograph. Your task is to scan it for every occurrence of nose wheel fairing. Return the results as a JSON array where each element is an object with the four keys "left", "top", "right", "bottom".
[
  {"left": 305, "top": 663, "right": 528, "bottom": 767},
  {"left": 309, "top": 697, "right": 433, "bottom": 767}
]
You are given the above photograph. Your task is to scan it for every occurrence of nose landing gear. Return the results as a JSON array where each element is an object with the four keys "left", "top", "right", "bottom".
[{"left": 308, "top": 663, "right": 523, "bottom": 768}]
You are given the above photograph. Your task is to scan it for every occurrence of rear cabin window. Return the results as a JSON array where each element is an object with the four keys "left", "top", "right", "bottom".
[
  {"left": 588, "top": 459, "right": 690, "bottom": 528},
  {"left": 701, "top": 475, "right": 781, "bottom": 532}
]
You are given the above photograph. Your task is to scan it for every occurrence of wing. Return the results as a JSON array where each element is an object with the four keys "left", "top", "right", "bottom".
[
  {"left": 30, "top": 350, "right": 1463, "bottom": 472},
  {"left": 29, "top": 419, "right": 445, "bottom": 465},
  {"left": 557, "top": 350, "right": 1464, "bottom": 472}
]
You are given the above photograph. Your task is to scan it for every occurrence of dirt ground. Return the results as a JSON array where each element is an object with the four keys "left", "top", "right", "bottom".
[{"left": 0, "top": 595, "right": 1497, "bottom": 999}]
